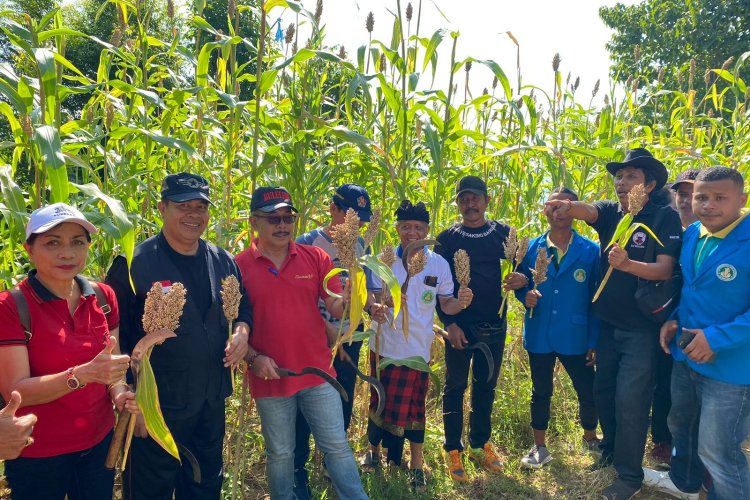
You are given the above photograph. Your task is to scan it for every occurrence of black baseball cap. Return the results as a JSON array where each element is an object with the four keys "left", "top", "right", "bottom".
[
  {"left": 456, "top": 175, "right": 488, "bottom": 197},
  {"left": 333, "top": 183, "right": 372, "bottom": 221},
  {"left": 670, "top": 168, "right": 702, "bottom": 190},
  {"left": 250, "top": 186, "right": 298, "bottom": 213},
  {"left": 161, "top": 172, "right": 212, "bottom": 204}
]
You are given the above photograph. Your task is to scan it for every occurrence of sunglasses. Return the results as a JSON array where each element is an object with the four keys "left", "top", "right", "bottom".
[{"left": 255, "top": 214, "right": 297, "bottom": 225}]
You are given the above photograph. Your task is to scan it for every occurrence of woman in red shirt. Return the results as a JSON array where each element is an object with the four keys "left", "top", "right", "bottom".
[{"left": 0, "top": 203, "right": 138, "bottom": 499}]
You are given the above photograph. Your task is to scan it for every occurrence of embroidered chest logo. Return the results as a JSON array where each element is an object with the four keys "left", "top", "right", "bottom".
[
  {"left": 631, "top": 231, "right": 647, "bottom": 247},
  {"left": 716, "top": 264, "right": 737, "bottom": 282},
  {"left": 574, "top": 269, "right": 586, "bottom": 282},
  {"left": 421, "top": 290, "right": 435, "bottom": 304}
]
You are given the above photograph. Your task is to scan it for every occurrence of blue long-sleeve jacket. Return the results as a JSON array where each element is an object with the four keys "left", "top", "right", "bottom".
[
  {"left": 514, "top": 231, "right": 600, "bottom": 355},
  {"left": 671, "top": 216, "right": 750, "bottom": 384}
]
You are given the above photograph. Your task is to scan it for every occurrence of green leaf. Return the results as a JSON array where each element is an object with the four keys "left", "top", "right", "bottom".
[
  {"left": 379, "top": 355, "right": 430, "bottom": 372},
  {"left": 323, "top": 267, "right": 346, "bottom": 298},
  {"left": 137, "top": 349, "right": 180, "bottom": 461},
  {"left": 350, "top": 328, "right": 376, "bottom": 343},
  {"left": 33, "top": 125, "right": 68, "bottom": 203},
  {"left": 360, "top": 254, "right": 401, "bottom": 319},
  {"left": 607, "top": 213, "right": 633, "bottom": 248}
]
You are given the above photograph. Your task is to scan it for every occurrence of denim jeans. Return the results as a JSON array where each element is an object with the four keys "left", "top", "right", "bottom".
[
  {"left": 255, "top": 382, "right": 368, "bottom": 500},
  {"left": 4, "top": 431, "right": 114, "bottom": 500},
  {"left": 594, "top": 323, "right": 659, "bottom": 488},
  {"left": 528, "top": 351, "right": 597, "bottom": 431},
  {"left": 294, "top": 340, "right": 361, "bottom": 467},
  {"left": 443, "top": 336, "right": 504, "bottom": 452},
  {"left": 668, "top": 361, "right": 750, "bottom": 500}
]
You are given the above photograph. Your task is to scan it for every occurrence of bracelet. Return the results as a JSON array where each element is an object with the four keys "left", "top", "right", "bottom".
[
  {"left": 107, "top": 381, "right": 129, "bottom": 392},
  {"left": 247, "top": 352, "right": 262, "bottom": 367}
]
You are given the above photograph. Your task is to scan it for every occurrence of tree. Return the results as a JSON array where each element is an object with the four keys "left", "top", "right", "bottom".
[{"left": 599, "top": 0, "right": 750, "bottom": 91}]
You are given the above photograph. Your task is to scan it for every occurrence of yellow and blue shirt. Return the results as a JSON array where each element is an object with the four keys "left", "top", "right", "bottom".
[{"left": 673, "top": 209, "right": 750, "bottom": 384}]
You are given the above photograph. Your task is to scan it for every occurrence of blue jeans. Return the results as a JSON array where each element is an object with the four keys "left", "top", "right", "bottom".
[
  {"left": 255, "top": 382, "right": 368, "bottom": 500},
  {"left": 668, "top": 361, "right": 750, "bottom": 500},
  {"left": 4, "top": 431, "right": 114, "bottom": 500},
  {"left": 594, "top": 323, "right": 659, "bottom": 488}
]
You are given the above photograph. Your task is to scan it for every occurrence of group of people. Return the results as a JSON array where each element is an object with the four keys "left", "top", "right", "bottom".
[{"left": 0, "top": 148, "right": 748, "bottom": 500}]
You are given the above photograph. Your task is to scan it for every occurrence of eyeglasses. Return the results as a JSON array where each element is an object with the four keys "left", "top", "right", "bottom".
[{"left": 254, "top": 214, "right": 297, "bottom": 225}]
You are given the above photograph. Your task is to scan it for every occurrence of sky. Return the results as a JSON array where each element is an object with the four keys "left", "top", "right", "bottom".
[{"left": 269, "top": 0, "right": 639, "bottom": 103}]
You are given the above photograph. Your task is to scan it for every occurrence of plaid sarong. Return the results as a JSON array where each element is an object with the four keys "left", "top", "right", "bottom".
[{"left": 368, "top": 351, "right": 429, "bottom": 436}]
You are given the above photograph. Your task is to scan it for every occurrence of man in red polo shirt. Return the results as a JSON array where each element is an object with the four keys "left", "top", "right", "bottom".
[{"left": 236, "top": 186, "right": 369, "bottom": 500}]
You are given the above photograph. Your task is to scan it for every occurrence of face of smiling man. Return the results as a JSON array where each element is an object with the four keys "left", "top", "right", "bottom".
[{"left": 158, "top": 199, "right": 210, "bottom": 254}]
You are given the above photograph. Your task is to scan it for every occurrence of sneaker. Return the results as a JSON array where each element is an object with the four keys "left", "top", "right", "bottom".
[
  {"left": 409, "top": 468, "right": 427, "bottom": 492},
  {"left": 468, "top": 443, "right": 503, "bottom": 473},
  {"left": 600, "top": 479, "right": 641, "bottom": 500},
  {"left": 650, "top": 442, "right": 672, "bottom": 469},
  {"left": 642, "top": 468, "right": 699, "bottom": 500},
  {"left": 520, "top": 445, "right": 552, "bottom": 469},
  {"left": 444, "top": 450, "right": 468, "bottom": 482},
  {"left": 293, "top": 468, "right": 311, "bottom": 500},
  {"left": 360, "top": 450, "right": 381, "bottom": 472},
  {"left": 588, "top": 452, "right": 613, "bottom": 472}
]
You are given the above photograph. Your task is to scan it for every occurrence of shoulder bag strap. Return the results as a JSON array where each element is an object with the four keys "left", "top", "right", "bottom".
[{"left": 9, "top": 288, "right": 32, "bottom": 343}]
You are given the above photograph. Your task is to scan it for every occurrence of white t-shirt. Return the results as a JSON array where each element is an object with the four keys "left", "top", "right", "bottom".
[{"left": 369, "top": 248, "right": 454, "bottom": 362}]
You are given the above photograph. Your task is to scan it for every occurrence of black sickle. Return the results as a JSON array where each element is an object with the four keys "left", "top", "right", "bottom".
[
  {"left": 178, "top": 444, "right": 202, "bottom": 483},
  {"left": 275, "top": 367, "right": 349, "bottom": 402},
  {"left": 347, "top": 359, "right": 386, "bottom": 416},
  {"left": 433, "top": 325, "right": 494, "bottom": 383}
]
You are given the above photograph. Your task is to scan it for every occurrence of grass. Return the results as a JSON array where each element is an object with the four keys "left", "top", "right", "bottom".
[{"left": 220, "top": 309, "right": 688, "bottom": 500}]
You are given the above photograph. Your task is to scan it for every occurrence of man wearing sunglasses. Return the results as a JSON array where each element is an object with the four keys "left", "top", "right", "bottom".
[{"left": 236, "top": 186, "right": 369, "bottom": 500}]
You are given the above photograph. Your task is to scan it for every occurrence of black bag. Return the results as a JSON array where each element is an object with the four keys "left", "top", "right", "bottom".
[{"left": 634, "top": 207, "right": 682, "bottom": 324}]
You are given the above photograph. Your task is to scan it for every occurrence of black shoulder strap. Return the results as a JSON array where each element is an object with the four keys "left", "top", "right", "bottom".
[
  {"left": 90, "top": 282, "right": 111, "bottom": 314},
  {"left": 8, "top": 282, "right": 110, "bottom": 345},
  {"left": 644, "top": 207, "right": 668, "bottom": 264},
  {"left": 9, "top": 288, "right": 32, "bottom": 343}
]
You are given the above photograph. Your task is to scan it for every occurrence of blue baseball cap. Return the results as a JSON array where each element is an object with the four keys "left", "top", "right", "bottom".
[{"left": 333, "top": 184, "right": 372, "bottom": 222}]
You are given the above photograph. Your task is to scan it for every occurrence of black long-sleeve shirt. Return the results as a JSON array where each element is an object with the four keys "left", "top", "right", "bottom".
[{"left": 435, "top": 220, "right": 511, "bottom": 341}]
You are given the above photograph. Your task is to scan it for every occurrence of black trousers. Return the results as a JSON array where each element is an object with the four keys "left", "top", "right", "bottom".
[
  {"left": 293, "top": 339, "right": 362, "bottom": 471},
  {"left": 5, "top": 431, "right": 114, "bottom": 500},
  {"left": 528, "top": 351, "right": 597, "bottom": 432},
  {"left": 442, "top": 336, "right": 504, "bottom": 452},
  {"left": 594, "top": 322, "right": 659, "bottom": 489},
  {"left": 123, "top": 398, "right": 225, "bottom": 500},
  {"left": 650, "top": 350, "right": 673, "bottom": 444}
]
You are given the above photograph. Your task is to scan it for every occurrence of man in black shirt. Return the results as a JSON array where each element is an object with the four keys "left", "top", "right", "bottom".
[
  {"left": 435, "top": 176, "right": 527, "bottom": 482},
  {"left": 546, "top": 148, "right": 682, "bottom": 500},
  {"left": 106, "top": 173, "right": 253, "bottom": 499}
]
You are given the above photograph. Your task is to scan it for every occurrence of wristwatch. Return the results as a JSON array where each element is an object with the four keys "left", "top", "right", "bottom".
[{"left": 66, "top": 367, "right": 86, "bottom": 390}]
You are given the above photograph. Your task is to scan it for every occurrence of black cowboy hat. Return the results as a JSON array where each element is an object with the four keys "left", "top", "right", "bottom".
[{"left": 605, "top": 148, "right": 668, "bottom": 190}]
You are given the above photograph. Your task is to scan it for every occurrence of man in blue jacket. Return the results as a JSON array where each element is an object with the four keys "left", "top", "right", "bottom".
[
  {"left": 514, "top": 187, "right": 600, "bottom": 468},
  {"left": 643, "top": 166, "right": 750, "bottom": 500}
]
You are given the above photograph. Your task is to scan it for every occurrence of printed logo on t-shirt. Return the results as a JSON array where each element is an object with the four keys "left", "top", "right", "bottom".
[
  {"left": 574, "top": 269, "right": 586, "bottom": 282},
  {"left": 631, "top": 231, "right": 647, "bottom": 247},
  {"left": 295, "top": 274, "right": 313, "bottom": 280},
  {"left": 155, "top": 280, "right": 172, "bottom": 293},
  {"left": 716, "top": 264, "right": 737, "bottom": 282},
  {"left": 421, "top": 290, "right": 435, "bottom": 304}
]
